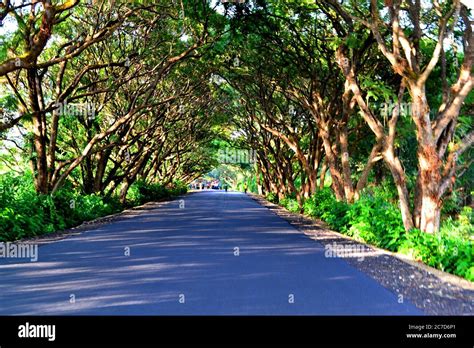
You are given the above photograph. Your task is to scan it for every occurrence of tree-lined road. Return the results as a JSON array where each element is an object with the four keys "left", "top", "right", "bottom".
[{"left": 0, "top": 191, "right": 422, "bottom": 315}]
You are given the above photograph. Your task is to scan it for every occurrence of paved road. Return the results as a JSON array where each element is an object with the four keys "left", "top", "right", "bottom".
[{"left": 0, "top": 191, "right": 422, "bottom": 315}]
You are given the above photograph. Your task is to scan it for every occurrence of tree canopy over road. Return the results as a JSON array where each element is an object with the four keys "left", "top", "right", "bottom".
[{"left": 0, "top": 0, "right": 473, "bottom": 280}]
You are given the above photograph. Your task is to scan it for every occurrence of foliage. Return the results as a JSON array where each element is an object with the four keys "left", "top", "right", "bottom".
[
  {"left": 0, "top": 173, "right": 185, "bottom": 242},
  {"left": 276, "top": 185, "right": 474, "bottom": 281},
  {"left": 344, "top": 193, "right": 406, "bottom": 251},
  {"left": 280, "top": 197, "right": 299, "bottom": 213},
  {"left": 169, "top": 181, "right": 189, "bottom": 196},
  {"left": 303, "top": 188, "right": 350, "bottom": 231},
  {"left": 399, "top": 228, "right": 474, "bottom": 282},
  {"left": 265, "top": 192, "right": 278, "bottom": 203},
  {"left": 440, "top": 207, "right": 474, "bottom": 238},
  {"left": 126, "top": 180, "right": 187, "bottom": 206},
  {"left": 129, "top": 181, "right": 170, "bottom": 205}
]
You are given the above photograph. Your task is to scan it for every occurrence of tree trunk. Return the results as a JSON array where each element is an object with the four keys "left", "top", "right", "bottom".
[
  {"left": 382, "top": 148, "right": 414, "bottom": 231},
  {"left": 417, "top": 144, "right": 442, "bottom": 233},
  {"left": 339, "top": 122, "right": 354, "bottom": 202},
  {"left": 355, "top": 141, "right": 382, "bottom": 200},
  {"left": 320, "top": 128, "right": 345, "bottom": 200},
  {"left": 28, "top": 69, "right": 49, "bottom": 194},
  {"left": 410, "top": 83, "right": 442, "bottom": 233},
  {"left": 319, "top": 159, "right": 328, "bottom": 189}
]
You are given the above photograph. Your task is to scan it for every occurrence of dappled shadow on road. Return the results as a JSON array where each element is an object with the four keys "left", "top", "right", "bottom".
[{"left": 0, "top": 191, "right": 421, "bottom": 315}]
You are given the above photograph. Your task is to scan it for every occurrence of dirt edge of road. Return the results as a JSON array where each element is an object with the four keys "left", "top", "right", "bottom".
[{"left": 249, "top": 193, "right": 474, "bottom": 316}]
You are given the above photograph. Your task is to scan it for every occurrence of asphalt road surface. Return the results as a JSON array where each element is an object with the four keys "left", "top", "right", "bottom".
[{"left": 0, "top": 191, "right": 422, "bottom": 315}]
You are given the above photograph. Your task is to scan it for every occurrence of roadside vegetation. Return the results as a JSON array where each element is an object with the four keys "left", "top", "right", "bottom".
[{"left": 270, "top": 187, "right": 473, "bottom": 281}]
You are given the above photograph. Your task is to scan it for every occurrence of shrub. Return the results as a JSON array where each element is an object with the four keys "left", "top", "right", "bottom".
[
  {"left": 303, "top": 187, "right": 336, "bottom": 218},
  {"left": 127, "top": 180, "right": 170, "bottom": 205},
  {"left": 441, "top": 190, "right": 463, "bottom": 216},
  {"left": 398, "top": 229, "right": 474, "bottom": 281},
  {"left": 440, "top": 206, "right": 474, "bottom": 238},
  {"left": 169, "top": 180, "right": 188, "bottom": 196},
  {"left": 0, "top": 173, "right": 184, "bottom": 241},
  {"left": 289, "top": 185, "right": 474, "bottom": 282},
  {"left": 280, "top": 197, "right": 300, "bottom": 213},
  {"left": 303, "top": 188, "right": 349, "bottom": 231},
  {"left": 127, "top": 180, "right": 188, "bottom": 206},
  {"left": 345, "top": 194, "right": 405, "bottom": 250},
  {"left": 0, "top": 173, "right": 63, "bottom": 240},
  {"left": 266, "top": 192, "right": 278, "bottom": 203}
]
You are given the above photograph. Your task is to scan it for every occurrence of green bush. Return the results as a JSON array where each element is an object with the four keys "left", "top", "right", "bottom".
[
  {"left": 440, "top": 206, "right": 474, "bottom": 238},
  {"left": 441, "top": 190, "right": 463, "bottom": 216},
  {"left": 139, "top": 182, "right": 170, "bottom": 202},
  {"left": 0, "top": 173, "right": 63, "bottom": 240},
  {"left": 0, "top": 179, "right": 124, "bottom": 241},
  {"left": 286, "top": 185, "right": 474, "bottom": 282},
  {"left": 344, "top": 194, "right": 405, "bottom": 251},
  {"left": 265, "top": 192, "right": 278, "bottom": 203},
  {"left": 280, "top": 197, "right": 300, "bottom": 213},
  {"left": 127, "top": 180, "right": 169, "bottom": 205},
  {"left": 0, "top": 173, "right": 185, "bottom": 242},
  {"left": 303, "top": 188, "right": 349, "bottom": 231},
  {"left": 127, "top": 180, "right": 186, "bottom": 205},
  {"left": 399, "top": 229, "right": 474, "bottom": 281},
  {"left": 169, "top": 180, "right": 189, "bottom": 196}
]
